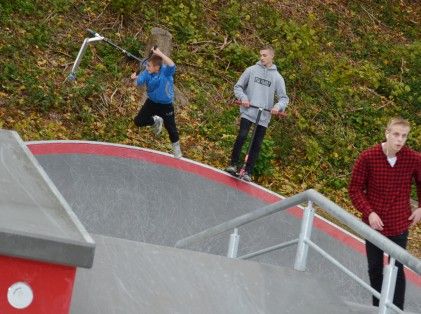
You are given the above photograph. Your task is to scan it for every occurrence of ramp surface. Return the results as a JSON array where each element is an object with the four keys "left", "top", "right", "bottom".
[
  {"left": 29, "top": 141, "right": 421, "bottom": 313},
  {"left": 0, "top": 131, "right": 94, "bottom": 267},
  {"left": 72, "top": 234, "right": 358, "bottom": 314}
]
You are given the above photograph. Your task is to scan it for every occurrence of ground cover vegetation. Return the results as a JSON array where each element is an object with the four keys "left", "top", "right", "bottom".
[{"left": 0, "top": 0, "right": 420, "bottom": 256}]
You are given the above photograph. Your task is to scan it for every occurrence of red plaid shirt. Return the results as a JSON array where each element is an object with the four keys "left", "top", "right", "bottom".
[{"left": 349, "top": 144, "right": 421, "bottom": 236}]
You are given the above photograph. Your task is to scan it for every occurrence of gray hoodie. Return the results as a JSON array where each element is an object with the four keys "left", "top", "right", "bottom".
[{"left": 234, "top": 61, "right": 289, "bottom": 127}]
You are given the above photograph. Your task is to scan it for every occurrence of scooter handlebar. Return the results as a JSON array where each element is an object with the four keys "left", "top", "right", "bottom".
[
  {"left": 232, "top": 100, "right": 287, "bottom": 117},
  {"left": 86, "top": 29, "right": 99, "bottom": 37}
]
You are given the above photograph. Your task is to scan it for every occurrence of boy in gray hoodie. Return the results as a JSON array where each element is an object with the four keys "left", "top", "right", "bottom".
[{"left": 225, "top": 46, "right": 289, "bottom": 181}]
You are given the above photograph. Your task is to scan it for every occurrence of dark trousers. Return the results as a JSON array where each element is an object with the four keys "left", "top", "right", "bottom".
[
  {"left": 134, "top": 98, "right": 179, "bottom": 143},
  {"left": 230, "top": 118, "right": 266, "bottom": 174},
  {"left": 365, "top": 231, "right": 408, "bottom": 310}
]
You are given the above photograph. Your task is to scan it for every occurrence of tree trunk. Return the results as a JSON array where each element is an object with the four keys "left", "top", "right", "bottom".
[
  {"left": 144, "top": 27, "right": 173, "bottom": 57},
  {"left": 139, "top": 27, "right": 188, "bottom": 107}
]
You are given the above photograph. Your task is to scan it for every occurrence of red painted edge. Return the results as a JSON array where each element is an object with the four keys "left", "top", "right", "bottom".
[
  {"left": 28, "top": 142, "right": 420, "bottom": 286},
  {"left": 0, "top": 255, "right": 76, "bottom": 314}
]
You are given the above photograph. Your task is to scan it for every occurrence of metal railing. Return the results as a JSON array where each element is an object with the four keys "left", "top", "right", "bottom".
[{"left": 175, "top": 189, "right": 421, "bottom": 314}]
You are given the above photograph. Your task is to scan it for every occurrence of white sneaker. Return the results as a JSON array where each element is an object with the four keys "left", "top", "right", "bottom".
[
  {"left": 172, "top": 141, "right": 182, "bottom": 158},
  {"left": 152, "top": 116, "right": 163, "bottom": 136}
]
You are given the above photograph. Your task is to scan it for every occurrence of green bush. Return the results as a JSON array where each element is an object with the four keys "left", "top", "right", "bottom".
[
  {"left": 109, "top": 0, "right": 141, "bottom": 14},
  {"left": 218, "top": 1, "right": 244, "bottom": 36},
  {"left": 162, "top": 0, "right": 203, "bottom": 42},
  {"left": 222, "top": 44, "right": 256, "bottom": 71},
  {"left": 0, "top": 0, "right": 36, "bottom": 21},
  {"left": 254, "top": 138, "right": 276, "bottom": 177}
]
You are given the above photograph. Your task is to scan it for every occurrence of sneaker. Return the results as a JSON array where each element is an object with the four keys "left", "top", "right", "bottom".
[
  {"left": 152, "top": 116, "right": 163, "bottom": 136},
  {"left": 172, "top": 141, "right": 182, "bottom": 158},
  {"left": 242, "top": 172, "right": 252, "bottom": 182},
  {"left": 225, "top": 165, "right": 238, "bottom": 176}
]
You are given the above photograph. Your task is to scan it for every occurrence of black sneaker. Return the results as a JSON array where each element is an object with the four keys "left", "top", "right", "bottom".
[{"left": 225, "top": 165, "right": 238, "bottom": 176}]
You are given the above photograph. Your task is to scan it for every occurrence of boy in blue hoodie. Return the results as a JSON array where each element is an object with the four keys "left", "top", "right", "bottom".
[
  {"left": 225, "top": 46, "right": 289, "bottom": 181},
  {"left": 131, "top": 47, "right": 181, "bottom": 158}
]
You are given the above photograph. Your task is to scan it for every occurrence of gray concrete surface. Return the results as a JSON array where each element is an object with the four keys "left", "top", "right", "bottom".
[
  {"left": 32, "top": 143, "right": 421, "bottom": 313},
  {"left": 0, "top": 131, "right": 94, "bottom": 267},
  {"left": 71, "top": 234, "right": 363, "bottom": 314}
]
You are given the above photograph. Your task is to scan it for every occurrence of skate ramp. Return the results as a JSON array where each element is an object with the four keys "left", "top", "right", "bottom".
[
  {"left": 0, "top": 131, "right": 95, "bottom": 314},
  {"left": 71, "top": 234, "right": 360, "bottom": 314},
  {"left": 0, "top": 131, "right": 94, "bottom": 267},
  {"left": 28, "top": 141, "right": 421, "bottom": 313}
]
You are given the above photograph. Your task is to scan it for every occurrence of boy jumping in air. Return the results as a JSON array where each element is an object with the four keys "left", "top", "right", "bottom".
[{"left": 131, "top": 47, "right": 182, "bottom": 158}]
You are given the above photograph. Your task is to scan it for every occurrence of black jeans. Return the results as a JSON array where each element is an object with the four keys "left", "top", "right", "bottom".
[
  {"left": 134, "top": 98, "right": 179, "bottom": 143},
  {"left": 365, "top": 231, "right": 408, "bottom": 310},
  {"left": 230, "top": 118, "right": 266, "bottom": 174}
]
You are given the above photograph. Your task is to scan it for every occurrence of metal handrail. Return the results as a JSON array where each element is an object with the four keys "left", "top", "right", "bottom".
[
  {"left": 175, "top": 191, "right": 307, "bottom": 247},
  {"left": 306, "top": 238, "right": 405, "bottom": 314},
  {"left": 307, "top": 189, "right": 421, "bottom": 275},
  {"left": 175, "top": 189, "right": 421, "bottom": 275},
  {"left": 238, "top": 239, "right": 299, "bottom": 260}
]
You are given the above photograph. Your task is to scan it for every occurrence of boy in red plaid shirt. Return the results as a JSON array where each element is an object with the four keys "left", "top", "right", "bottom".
[{"left": 349, "top": 117, "right": 421, "bottom": 310}]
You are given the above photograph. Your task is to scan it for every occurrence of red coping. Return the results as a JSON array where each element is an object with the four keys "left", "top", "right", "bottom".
[{"left": 28, "top": 142, "right": 420, "bottom": 286}]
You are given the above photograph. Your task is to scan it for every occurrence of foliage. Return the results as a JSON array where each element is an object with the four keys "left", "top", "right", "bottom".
[
  {"left": 218, "top": 0, "right": 245, "bottom": 36},
  {"left": 161, "top": 0, "right": 203, "bottom": 42},
  {"left": 109, "top": 0, "right": 140, "bottom": 14},
  {"left": 0, "top": 0, "right": 36, "bottom": 20},
  {"left": 222, "top": 44, "right": 256, "bottom": 71},
  {"left": 253, "top": 138, "right": 276, "bottom": 178}
]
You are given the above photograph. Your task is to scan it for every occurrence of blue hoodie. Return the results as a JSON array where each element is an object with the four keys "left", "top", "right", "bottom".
[
  {"left": 234, "top": 61, "right": 289, "bottom": 127},
  {"left": 136, "top": 64, "right": 176, "bottom": 104}
]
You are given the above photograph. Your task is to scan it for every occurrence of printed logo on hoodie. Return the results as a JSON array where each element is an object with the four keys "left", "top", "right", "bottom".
[{"left": 254, "top": 77, "right": 272, "bottom": 87}]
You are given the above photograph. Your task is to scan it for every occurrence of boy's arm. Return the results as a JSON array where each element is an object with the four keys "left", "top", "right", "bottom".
[
  {"left": 234, "top": 67, "right": 251, "bottom": 105},
  {"left": 130, "top": 72, "right": 138, "bottom": 86},
  {"left": 416, "top": 154, "right": 421, "bottom": 208},
  {"left": 349, "top": 152, "right": 385, "bottom": 231},
  {"left": 152, "top": 47, "right": 176, "bottom": 77},
  {"left": 273, "top": 75, "right": 289, "bottom": 112},
  {"left": 152, "top": 47, "right": 175, "bottom": 66},
  {"left": 131, "top": 71, "right": 149, "bottom": 86},
  {"left": 348, "top": 153, "right": 373, "bottom": 217},
  {"left": 409, "top": 154, "right": 421, "bottom": 226}
]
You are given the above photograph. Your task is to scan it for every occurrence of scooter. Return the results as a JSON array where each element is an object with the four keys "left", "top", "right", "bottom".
[
  {"left": 230, "top": 100, "right": 285, "bottom": 181},
  {"left": 67, "top": 29, "right": 156, "bottom": 81}
]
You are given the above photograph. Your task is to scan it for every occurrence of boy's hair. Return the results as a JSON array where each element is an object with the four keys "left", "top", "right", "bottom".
[
  {"left": 261, "top": 45, "right": 275, "bottom": 55},
  {"left": 149, "top": 55, "right": 163, "bottom": 67},
  {"left": 386, "top": 117, "right": 411, "bottom": 131}
]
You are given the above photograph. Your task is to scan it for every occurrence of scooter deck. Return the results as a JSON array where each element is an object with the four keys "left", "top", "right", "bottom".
[
  {"left": 224, "top": 169, "right": 239, "bottom": 177},
  {"left": 224, "top": 169, "right": 251, "bottom": 182}
]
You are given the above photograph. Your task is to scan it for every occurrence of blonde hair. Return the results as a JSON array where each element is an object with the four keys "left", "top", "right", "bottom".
[{"left": 386, "top": 117, "right": 410, "bottom": 131}]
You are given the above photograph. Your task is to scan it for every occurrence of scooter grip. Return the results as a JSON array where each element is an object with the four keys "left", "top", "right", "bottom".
[
  {"left": 148, "top": 45, "right": 158, "bottom": 57},
  {"left": 86, "top": 29, "right": 98, "bottom": 37}
]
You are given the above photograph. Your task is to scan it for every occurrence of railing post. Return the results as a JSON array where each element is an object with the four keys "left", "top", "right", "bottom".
[
  {"left": 294, "top": 201, "right": 315, "bottom": 271},
  {"left": 227, "top": 228, "right": 240, "bottom": 258},
  {"left": 378, "top": 257, "right": 398, "bottom": 314}
]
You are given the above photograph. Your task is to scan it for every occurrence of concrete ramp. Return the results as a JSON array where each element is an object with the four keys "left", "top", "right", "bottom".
[
  {"left": 29, "top": 141, "right": 421, "bottom": 313},
  {"left": 2, "top": 131, "right": 419, "bottom": 313},
  {"left": 71, "top": 234, "right": 359, "bottom": 314},
  {"left": 0, "top": 131, "right": 94, "bottom": 267},
  {"left": 0, "top": 130, "right": 95, "bottom": 313}
]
